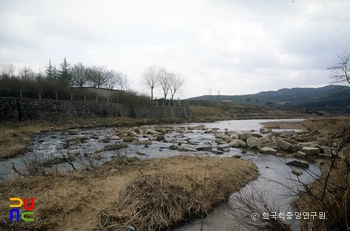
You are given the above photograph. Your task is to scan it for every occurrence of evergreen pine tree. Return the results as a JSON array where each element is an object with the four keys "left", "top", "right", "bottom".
[
  {"left": 45, "top": 60, "right": 58, "bottom": 80},
  {"left": 59, "top": 57, "right": 72, "bottom": 86}
]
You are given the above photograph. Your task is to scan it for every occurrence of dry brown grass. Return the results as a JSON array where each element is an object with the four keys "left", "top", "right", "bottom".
[
  {"left": 0, "top": 155, "right": 258, "bottom": 231},
  {"left": 302, "top": 117, "right": 350, "bottom": 136},
  {"left": 188, "top": 106, "right": 225, "bottom": 117},
  {"left": 98, "top": 156, "right": 258, "bottom": 231},
  {"left": 292, "top": 117, "right": 350, "bottom": 231},
  {"left": 293, "top": 159, "right": 350, "bottom": 231},
  {"left": 262, "top": 120, "right": 305, "bottom": 130}
]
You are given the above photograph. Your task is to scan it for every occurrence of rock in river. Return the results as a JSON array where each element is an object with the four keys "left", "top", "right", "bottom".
[{"left": 286, "top": 160, "right": 309, "bottom": 168}]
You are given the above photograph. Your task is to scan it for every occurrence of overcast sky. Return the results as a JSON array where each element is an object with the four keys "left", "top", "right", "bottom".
[{"left": 0, "top": 0, "right": 349, "bottom": 99}]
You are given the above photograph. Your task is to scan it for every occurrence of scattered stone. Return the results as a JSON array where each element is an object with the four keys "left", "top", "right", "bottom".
[
  {"left": 110, "top": 136, "right": 121, "bottom": 140},
  {"left": 275, "top": 137, "right": 292, "bottom": 151},
  {"left": 229, "top": 133, "right": 239, "bottom": 139},
  {"left": 302, "top": 147, "right": 320, "bottom": 156},
  {"left": 123, "top": 137, "right": 138, "bottom": 142},
  {"left": 291, "top": 144, "right": 303, "bottom": 152},
  {"left": 215, "top": 139, "right": 227, "bottom": 144},
  {"left": 217, "top": 144, "right": 230, "bottom": 152},
  {"left": 260, "top": 128, "right": 272, "bottom": 134},
  {"left": 169, "top": 145, "right": 178, "bottom": 150},
  {"left": 259, "top": 147, "right": 277, "bottom": 155},
  {"left": 196, "top": 145, "right": 212, "bottom": 151},
  {"left": 145, "top": 129, "right": 159, "bottom": 135},
  {"left": 213, "top": 150, "right": 224, "bottom": 155},
  {"left": 239, "top": 133, "right": 253, "bottom": 141},
  {"left": 257, "top": 141, "right": 277, "bottom": 150},
  {"left": 286, "top": 160, "right": 309, "bottom": 168},
  {"left": 178, "top": 147, "right": 196, "bottom": 152},
  {"left": 129, "top": 131, "right": 138, "bottom": 137},
  {"left": 136, "top": 151, "right": 146, "bottom": 156},
  {"left": 229, "top": 139, "right": 247, "bottom": 148},
  {"left": 247, "top": 136, "right": 270, "bottom": 148},
  {"left": 233, "top": 155, "right": 241, "bottom": 159},
  {"left": 292, "top": 169, "right": 303, "bottom": 176},
  {"left": 295, "top": 151, "right": 306, "bottom": 158},
  {"left": 241, "top": 150, "right": 247, "bottom": 154},
  {"left": 154, "top": 134, "right": 164, "bottom": 141}
]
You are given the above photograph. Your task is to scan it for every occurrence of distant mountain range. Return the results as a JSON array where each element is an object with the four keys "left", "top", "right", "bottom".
[{"left": 186, "top": 85, "right": 350, "bottom": 108}]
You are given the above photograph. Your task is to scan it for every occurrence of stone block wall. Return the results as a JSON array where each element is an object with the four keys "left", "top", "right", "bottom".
[{"left": 0, "top": 98, "right": 188, "bottom": 121}]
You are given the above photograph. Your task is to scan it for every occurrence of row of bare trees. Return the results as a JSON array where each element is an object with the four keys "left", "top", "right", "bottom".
[
  {"left": 142, "top": 65, "right": 184, "bottom": 101},
  {"left": 70, "top": 63, "right": 129, "bottom": 91},
  {"left": 0, "top": 59, "right": 130, "bottom": 91}
]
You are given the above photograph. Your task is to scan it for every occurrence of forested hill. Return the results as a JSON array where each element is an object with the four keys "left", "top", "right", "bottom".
[{"left": 186, "top": 85, "right": 350, "bottom": 108}]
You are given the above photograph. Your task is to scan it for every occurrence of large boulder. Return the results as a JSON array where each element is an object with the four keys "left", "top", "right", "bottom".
[
  {"left": 257, "top": 141, "right": 277, "bottom": 150},
  {"left": 229, "top": 139, "right": 247, "bottom": 148},
  {"left": 275, "top": 137, "right": 292, "bottom": 151},
  {"left": 239, "top": 133, "right": 253, "bottom": 141},
  {"left": 247, "top": 136, "right": 270, "bottom": 148}
]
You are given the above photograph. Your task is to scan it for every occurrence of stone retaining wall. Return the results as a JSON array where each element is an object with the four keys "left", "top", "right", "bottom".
[{"left": 0, "top": 98, "right": 187, "bottom": 121}]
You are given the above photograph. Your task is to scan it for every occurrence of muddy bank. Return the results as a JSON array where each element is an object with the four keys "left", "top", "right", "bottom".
[{"left": 0, "top": 155, "right": 258, "bottom": 231}]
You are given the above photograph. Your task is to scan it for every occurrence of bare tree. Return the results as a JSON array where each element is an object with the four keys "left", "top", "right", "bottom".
[
  {"left": 169, "top": 73, "right": 184, "bottom": 101},
  {"left": 87, "top": 66, "right": 114, "bottom": 88},
  {"left": 71, "top": 63, "right": 89, "bottom": 88},
  {"left": 142, "top": 65, "right": 158, "bottom": 100},
  {"left": 328, "top": 50, "right": 350, "bottom": 85},
  {"left": 19, "top": 67, "right": 35, "bottom": 80},
  {"left": 0, "top": 63, "right": 15, "bottom": 79},
  {"left": 118, "top": 72, "right": 130, "bottom": 92},
  {"left": 157, "top": 68, "right": 170, "bottom": 100}
]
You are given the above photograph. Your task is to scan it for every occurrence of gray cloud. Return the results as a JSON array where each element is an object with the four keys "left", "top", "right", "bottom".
[{"left": 0, "top": 0, "right": 349, "bottom": 98}]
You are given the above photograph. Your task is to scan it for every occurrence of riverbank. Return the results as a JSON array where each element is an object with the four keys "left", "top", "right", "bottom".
[
  {"left": 0, "top": 155, "right": 258, "bottom": 231},
  {"left": 292, "top": 117, "right": 350, "bottom": 231},
  {"left": 262, "top": 117, "right": 350, "bottom": 231}
]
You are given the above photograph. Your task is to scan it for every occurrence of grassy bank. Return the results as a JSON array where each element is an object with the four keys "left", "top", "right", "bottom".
[
  {"left": 293, "top": 117, "right": 350, "bottom": 231},
  {"left": 0, "top": 155, "right": 258, "bottom": 230}
]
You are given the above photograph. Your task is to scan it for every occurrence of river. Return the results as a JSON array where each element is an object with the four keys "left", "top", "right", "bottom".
[{"left": 0, "top": 119, "right": 320, "bottom": 231}]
